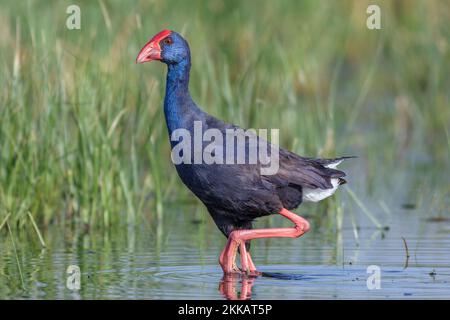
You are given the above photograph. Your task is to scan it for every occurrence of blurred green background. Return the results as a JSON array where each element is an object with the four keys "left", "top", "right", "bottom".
[{"left": 0, "top": 0, "right": 449, "bottom": 234}]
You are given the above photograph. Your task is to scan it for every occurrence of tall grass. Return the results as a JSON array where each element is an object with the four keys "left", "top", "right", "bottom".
[{"left": 0, "top": 0, "right": 448, "bottom": 235}]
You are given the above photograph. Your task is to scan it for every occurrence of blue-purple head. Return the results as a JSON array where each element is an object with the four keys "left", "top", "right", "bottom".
[{"left": 136, "top": 30, "right": 190, "bottom": 65}]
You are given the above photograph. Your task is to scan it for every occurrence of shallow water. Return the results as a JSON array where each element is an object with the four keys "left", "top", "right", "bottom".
[{"left": 1, "top": 204, "right": 449, "bottom": 299}]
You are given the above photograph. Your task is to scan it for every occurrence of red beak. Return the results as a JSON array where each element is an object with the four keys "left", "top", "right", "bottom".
[{"left": 136, "top": 29, "right": 172, "bottom": 64}]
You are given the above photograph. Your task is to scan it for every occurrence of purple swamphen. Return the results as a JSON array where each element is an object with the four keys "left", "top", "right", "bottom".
[{"left": 136, "top": 30, "right": 353, "bottom": 275}]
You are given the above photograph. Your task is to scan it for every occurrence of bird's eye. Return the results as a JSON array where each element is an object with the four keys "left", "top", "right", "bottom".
[{"left": 163, "top": 37, "right": 173, "bottom": 45}]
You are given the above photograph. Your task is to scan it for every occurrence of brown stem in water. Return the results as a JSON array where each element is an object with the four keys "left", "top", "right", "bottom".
[{"left": 401, "top": 237, "right": 410, "bottom": 269}]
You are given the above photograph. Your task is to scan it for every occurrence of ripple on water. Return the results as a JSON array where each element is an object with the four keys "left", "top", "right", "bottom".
[
  {"left": 2, "top": 210, "right": 450, "bottom": 299},
  {"left": 88, "top": 264, "right": 450, "bottom": 299}
]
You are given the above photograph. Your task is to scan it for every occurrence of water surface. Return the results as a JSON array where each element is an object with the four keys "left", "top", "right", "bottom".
[{"left": 1, "top": 204, "right": 449, "bottom": 299}]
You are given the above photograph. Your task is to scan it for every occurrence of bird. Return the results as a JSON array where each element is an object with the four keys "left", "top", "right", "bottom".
[{"left": 136, "top": 30, "right": 354, "bottom": 275}]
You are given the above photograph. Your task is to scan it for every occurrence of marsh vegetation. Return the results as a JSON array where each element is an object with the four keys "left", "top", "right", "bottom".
[{"left": 0, "top": 0, "right": 449, "bottom": 299}]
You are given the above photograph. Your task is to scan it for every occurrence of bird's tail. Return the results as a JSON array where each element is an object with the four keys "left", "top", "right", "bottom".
[{"left": 315, "top": 156, "right": 357, "bottom": 169}]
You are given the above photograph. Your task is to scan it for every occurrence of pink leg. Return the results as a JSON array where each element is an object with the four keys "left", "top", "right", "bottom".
[
  {"left": 219, "top": 237, "right": 240, "bottom": 273},
  {"left": 246, "top": 252, "right": 259, "bottom": 274},
  {"left": 220, "top": 208, "right": 310, "bottom": 274},
  {"left": 219, "top": 243, "right": 258, "bottom": 274}
]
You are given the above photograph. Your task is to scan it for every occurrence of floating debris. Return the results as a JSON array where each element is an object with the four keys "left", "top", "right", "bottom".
[
  {"left": 426, "top": 216, "right": 450, "bottom": 223},
  {"left": 429, "top": 269, "right": 437, "bottom": 279}
]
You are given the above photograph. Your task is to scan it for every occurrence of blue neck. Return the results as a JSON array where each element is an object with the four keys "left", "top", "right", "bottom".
[{"left": 164, "top": 58, "right": 196, "bottom": 134}]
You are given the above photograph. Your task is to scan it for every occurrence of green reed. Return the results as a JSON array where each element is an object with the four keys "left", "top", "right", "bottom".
[{"left": 0, "top": 0, "right": 448, "bottom": 236}]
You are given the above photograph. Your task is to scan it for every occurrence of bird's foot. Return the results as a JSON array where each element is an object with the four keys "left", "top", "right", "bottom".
[
  {"left": 220, "top": 260, "right": 242, "bottom": 274},
  {"left": 219, "top": 249, "right": 240, "bottom": 274},
  {"left": 238, "top": 252, "right": 261, "bottom": 276},
  {"left": 220, "top": 233, "right": 261, "bottom": 276},
  {"left": 241, "top": 269, "right": 262, "bottom": 277}
]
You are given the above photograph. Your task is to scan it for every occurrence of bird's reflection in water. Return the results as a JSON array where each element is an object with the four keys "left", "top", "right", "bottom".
[
  {"left": 219, "top": 271, "right": 310, "bottom": 299},
  {"left": 219, "top": 273, "right": 257, "bottom": 300}
]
